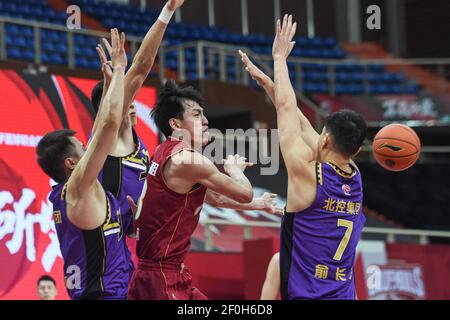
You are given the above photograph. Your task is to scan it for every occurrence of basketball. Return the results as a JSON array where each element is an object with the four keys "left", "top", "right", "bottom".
[{"left": 372, "top": 124, "right": 421, "bottom": 171}]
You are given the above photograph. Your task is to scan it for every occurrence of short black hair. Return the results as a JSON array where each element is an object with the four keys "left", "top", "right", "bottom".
[
  {"left": 37, "top": 275, "right": 56, "bottom": 287},
  {"left": 91, "top": 80, "right": 104, "bottom": 113},
  {"left": 325, "top": 109, "right": 367, "bottom": 157},
  {"left": 151, "top": 80, "right": 204, "bottom": 138},
  {"left": 36, "top": 129, "right": 77, "bottom": 183}
]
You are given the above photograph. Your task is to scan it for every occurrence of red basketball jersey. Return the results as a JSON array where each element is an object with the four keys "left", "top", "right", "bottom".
[{"left": 136, "top": 138, "right": 207, "bottom": 263}]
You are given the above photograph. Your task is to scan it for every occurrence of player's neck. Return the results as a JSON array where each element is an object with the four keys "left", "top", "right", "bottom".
[
  {"left": 321, "top": 151, "right": 352, "bottom": 172},
  {"left": 119, "top": 120, "right": 132, "bottom": 135}
]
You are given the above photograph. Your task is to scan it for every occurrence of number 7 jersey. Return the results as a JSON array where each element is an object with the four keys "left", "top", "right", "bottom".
[{"left": 280, "top": 161, "right": 366, "bottom": 300}]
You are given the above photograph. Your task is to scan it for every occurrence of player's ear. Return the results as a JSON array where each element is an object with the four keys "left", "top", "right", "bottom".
[
  {"left": 64, "top": 157, "right": 77, "bottom": 170},
  {"left": 322, "top": 133, "right": 330, "bottom": 149},
  {"left": 169, "top": 118, "right": 180, "bottom": 131}
]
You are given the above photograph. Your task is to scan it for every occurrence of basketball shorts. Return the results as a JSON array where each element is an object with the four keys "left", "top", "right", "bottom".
[{"left": 127, "top": 259, "right": 208, "bottom": 300}]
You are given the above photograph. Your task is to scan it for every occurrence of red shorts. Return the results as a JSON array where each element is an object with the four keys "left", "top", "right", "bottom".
[{"left": 127, "top": 259, "right": 208, "bottom": 300}]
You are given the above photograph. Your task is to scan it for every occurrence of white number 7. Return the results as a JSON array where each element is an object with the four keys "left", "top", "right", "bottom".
[{"left": 333, "top": 219, "right": 353, "bottom": 261}]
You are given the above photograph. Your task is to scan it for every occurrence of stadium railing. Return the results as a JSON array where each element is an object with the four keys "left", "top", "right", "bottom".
[
  {"left": 201, "top": 218, "right": 450, "bottom": 251},
  {"left": 2, "top": 16, "right": 450, "bottom": 95}
]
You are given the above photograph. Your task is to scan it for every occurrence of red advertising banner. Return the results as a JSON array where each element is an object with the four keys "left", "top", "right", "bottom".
[{"left": 0, "top": 69, "right": 157, "bottom": 300}]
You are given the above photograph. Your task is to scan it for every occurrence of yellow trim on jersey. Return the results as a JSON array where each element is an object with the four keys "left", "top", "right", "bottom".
[
  {"left": 316, "top": 162, "right": 323, "bottom": 185},
  {"left": 122, "top": 133, "right": 141, "bottom": 161},
  {"left": 61, "top": 183, "right": 68, "bottom": 200},
  {"left": 116, "top": 159, "right": 122, "bottom": 198},
  {"left": 123, "top": 157, "right": 145, "bottom": 165},
  {"left": 327, "top": 161, "right": 357, "bottom": 179},
  {"left": 99, "top": 228, "right": 106, "bottom": 295},
  {"left": 105, "top": 196, "right": 112, "bottom": 225},
  {"left": 103, "top": 222, "right": 121, "bottom": 231}
]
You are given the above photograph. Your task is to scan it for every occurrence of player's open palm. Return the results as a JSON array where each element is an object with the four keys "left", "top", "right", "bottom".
[
  {"left": 167, "top": 0, "right": 185, "bottom": 11},
  {"left": 103, "top": 28, "right": 127, "bottom": 69},
  {"left": 238, "top": 50, "right": 270, "bottom": 87},
  {"left": 272, "top": 14, "right": 297, "bottom": 60},
  {"left": 96, "top": 44, "right": 113, "bottom": 85},
  {"left": 223, "top": 154, "right": 253, "bottom": 173},
  {"left": 260, "top": 192, "right": 284, "bottom": 215}
]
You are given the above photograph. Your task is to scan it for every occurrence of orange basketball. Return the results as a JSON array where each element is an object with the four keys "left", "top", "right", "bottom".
[{"left": 372, "top": 124, "right": 421, "bottom": 171}]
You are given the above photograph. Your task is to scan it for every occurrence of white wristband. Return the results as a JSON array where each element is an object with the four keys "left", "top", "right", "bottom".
[{"left": 158, "top": 3, "right": 174, "bottom": 24}]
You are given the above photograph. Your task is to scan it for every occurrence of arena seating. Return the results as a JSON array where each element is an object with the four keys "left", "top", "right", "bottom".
[
  {"left": 358, "top": 162, "right": 450, "bottom": 231},
  {"left": 0, "top": 0, "right": 420, "bottom": 94}
]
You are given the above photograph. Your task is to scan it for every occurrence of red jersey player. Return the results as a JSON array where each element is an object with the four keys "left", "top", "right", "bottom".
[{"left": 127, "top": 80, "right": 282, "bottom": 300}]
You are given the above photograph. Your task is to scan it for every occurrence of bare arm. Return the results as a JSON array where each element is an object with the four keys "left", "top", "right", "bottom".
[
  {"left": 272, "top": 15, "right": 314, "bottom": 172},
  {"left": 91, "top": 47, "right": 113, "bottom": 135},
  {"left": 67, "top": 29, "right": 127, "bottom": 229},
  {"left": 238, "top": 49, "right": 319, "bottom": 151},
  {"left": 122, "top": 0, "right": 185, "bottom": 118},
  {"left": 171, "top": 151, "right": 254, "bottom": 203},
  {"left": 205, "top": 191, "right": 283, "bottom": 214},
  {"left": 260, "top": 253, "right": 280, "bottom": 300}
]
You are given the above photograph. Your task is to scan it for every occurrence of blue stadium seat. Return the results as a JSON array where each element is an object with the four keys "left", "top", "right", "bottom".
[
  {"left": 40, "top": 52, "right": 50, "bottom": 63},
  {"left": 42, "top": 42, "right": 55, "bottom": 52},
  {"left": 317, "top": 82, "right": 329, "bottom": 93},
  {"left": 348, "top": 84, "right": 364, "bottom": 95},
  {"left": 20, "top": 26, "right": 34, "bottom": 38},
  {"left": 75, "top": 57, "right": 89, "bottom": 68},
  {"left": 49, "top": 53, "right": 64, "bottom": 65},
  {"left": 369, "top": 64, "right": 384, "bottom": 73},
  {"left": 295, "top": 36, "right": 308, "bottom": 47},
  {"left": 87, "top": 59, "right": 100, "bottom": 69},
  {"left": 335, "top": 84, "right": 353, "bottom": 95},
  {"left": 23, "top": 49, "right": 35, "bottom": 61},
  {"left": 404, "top": 84, "right": 419, "bottom": 94},
  {"left": 54, "top": 43, "right": 68, "bottom": 54},
  {"left": 303, "top": 82, "right": 319, "bottom": 93},
  {"left": 323, "top": 37, "right": 337, "bottom": 47},
  {"left": 5, "top": 24, "right": 20, "bottom": 35},
  {"left": 7, "top": 47, "right": 21, "bottom": 59}
]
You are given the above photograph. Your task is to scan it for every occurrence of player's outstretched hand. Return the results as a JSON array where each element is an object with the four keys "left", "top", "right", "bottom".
[
  {"left": 167, "top": 0, "right": 185, "bottom": 11},
  {"left": 272, "top": 14, "right": 297, "bottom": 60},
  {"left": 259, "top": 192, "right": 284, "bottom": 215},
  {"left": 96, "top": 44, "right": 113, "bottom": 85},
  {"left": 102, "top": 28, "right": 127, "bottom": 69},
  {"left": 238, "top": 50, "right": 271, "bottom": 87},
  {"left": 223, "top": 154, "right": 253, "bottom": 173}
]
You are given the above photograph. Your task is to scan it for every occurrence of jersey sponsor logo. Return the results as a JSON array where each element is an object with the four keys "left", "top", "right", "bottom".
[
  {"left": 342, "top": 184, "right": 351, "bottom": 196},
  {"left": 149, "top": 161, "right": 159, "bottom": 176}
]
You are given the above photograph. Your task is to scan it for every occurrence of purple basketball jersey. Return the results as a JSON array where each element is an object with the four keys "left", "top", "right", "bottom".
[
  {"left": 280, "top": 161, "right": 366, "bottom": 300},
  {"left": 49, "top": 183, "right": 133, "bottom": 299},
  {"left": 97, "top": 129, "right": 149, "bottom": 235},
  {"left": 95, "top": 129, "right": 149, "bottom": 284}
]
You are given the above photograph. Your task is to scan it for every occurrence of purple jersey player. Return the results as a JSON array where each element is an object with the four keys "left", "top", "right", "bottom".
[
  {"left": 35, "top": 0, "right": 186, "bottom": 301},
  {"left": 240, "top": 15, "right": 368, "bottom": 299},
  {"left": 88, "top": 0, "right": 186, "bottom": 291},
  {"left": 90, "top": 0, "right": 188, "bottom": 237},
  {"left": 37, "top": 29, "right": 130, "bottom": 299}
]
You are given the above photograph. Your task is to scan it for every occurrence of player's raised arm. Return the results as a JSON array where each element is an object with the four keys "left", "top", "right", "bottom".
[
  {"left": 122, "top": 0, "right": 185, "bottom": 117},
  {"left": 172, "top": 151, "right": 254, "bottom": 203},
  {"left": 272, "top": 15, "right": 314, "bottom": 171},
  {"left": 91, "top": 45, "right": 113, "bottom": 135},
  {"left": 69, "top": 29, "right": 127, "bottom": 198},
  {"left": 238, "top": 49, "right": 319, "bottom": 152}
]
